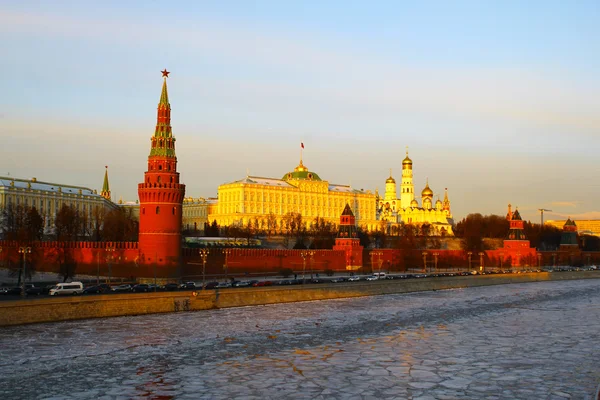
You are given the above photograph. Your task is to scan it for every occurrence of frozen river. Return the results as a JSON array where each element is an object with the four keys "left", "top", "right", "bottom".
[{"left": 1, "top": 279, "right": 600, "bottom": 399}]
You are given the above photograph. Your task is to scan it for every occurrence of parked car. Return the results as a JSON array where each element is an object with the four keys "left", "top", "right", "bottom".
[
  {"left": 204, "top": 281, "right": 219, "bottom": 289},
  {"left": 1, "top": 286, "right": 22, "bottom": 295},
  {"left": 49, "top": 282, "right": 84, "bottom": 296},
  {"left": 216, "top": 282, "right": 232, "bottom": 288},
  {"left": 23, "top": 284, "right": 43, "bottom": 295},
  {"left": 179, "top": 282, "right": 197, "bottom": 290},
  {"left": 164, "top": 283, "right": 179, "bottom": 291},
  {"left": 83, "top": 285, "right": 105, "bottom": 294},
  {"left": 132, "top": 284, "right": 150, "bottom": 293},
  {"left": 112, "top": 284, "right": 133, "bottom": 293},
  {"left": 347, "top": 276, "right": 361, "bottom": 282},
  {"left": 233, "top": 281, "right": 250, "bottom": 288},
  {"left": 97, "top": 283, "right": 112, "bottom": 293},
  {"left": 148, "top": 284, "right": 162, "bottom": 291}
]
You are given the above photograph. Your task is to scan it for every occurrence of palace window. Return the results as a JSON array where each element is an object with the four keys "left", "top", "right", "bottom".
[{"left": 156, "top": 206, "right": 160, "bottom": 214}]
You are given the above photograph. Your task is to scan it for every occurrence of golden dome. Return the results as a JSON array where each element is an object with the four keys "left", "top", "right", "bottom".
[
  {"left": 402, "top": 148, "right": 412, "bottom": 168},
  {"left": 294, "top": 160, "right": 308, "bottom": 172},
  {"left": 421, "top": 179, "right": 433, "bottom": 197},
  {"left": 385, "top": 168, "right": 395, "bottom": 184},
  {"left": 410, "top": 199, "right": 418, "bottom": 207}
]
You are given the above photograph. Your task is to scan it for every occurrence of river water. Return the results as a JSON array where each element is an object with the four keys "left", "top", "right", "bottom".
[{"left": 1, "top": 279, "right": 599, "bottom": 399}]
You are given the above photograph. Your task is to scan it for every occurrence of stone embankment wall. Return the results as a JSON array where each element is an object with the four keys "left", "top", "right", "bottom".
[{"left": 1, "top": 272, "right": 599, "bottom": 327}]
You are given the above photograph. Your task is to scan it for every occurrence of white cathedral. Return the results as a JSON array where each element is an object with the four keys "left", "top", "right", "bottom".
[{"left": 377, "top": 151, "right": 453, "bottom": 235}]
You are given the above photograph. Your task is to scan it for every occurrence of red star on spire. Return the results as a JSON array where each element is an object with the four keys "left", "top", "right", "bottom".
[{"left": 161, "top": 69, "right": 170, "bottom": 78}]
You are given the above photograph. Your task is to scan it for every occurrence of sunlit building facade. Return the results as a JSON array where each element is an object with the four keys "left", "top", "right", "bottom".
[
  {"left": 0, "top": 175, "right": 116, "bottom": 234},
  {"left": 207, "top": 159, "right": 379, "bottom": 231},
  {"left": 378, "top": 151, "right": 454, "bottom": 235},
  {"left": 182, "top": 197, "right": 217, "bottom": 232}
]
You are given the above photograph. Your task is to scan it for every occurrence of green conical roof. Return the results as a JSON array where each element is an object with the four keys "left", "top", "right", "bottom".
[
  {"left": 341, "top": 204, "right": 354, "bottom": 216},
  {"left": 159, "top": 78, "right": 169, "bottom": 107},
  {"left": 512, "top": 209, "right": 522, "bottom": 221},
  {"left": 564, "top": 218, "right": 577, "bottom": 227},
  {"left": 102, "top": 168, "right": 110, "bottom": 193},
  {"left": 149, "top": 75, "right": 177, "bottom": 158}
]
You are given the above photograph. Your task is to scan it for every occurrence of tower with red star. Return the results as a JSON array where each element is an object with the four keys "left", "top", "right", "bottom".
[{"left": 138, "top": 70, "right": 186, "bottom": 267}]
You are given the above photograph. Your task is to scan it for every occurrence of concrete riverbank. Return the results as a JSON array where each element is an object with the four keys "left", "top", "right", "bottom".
[{"left": 1, "top": 271, "right": 599, "bottom": 326}]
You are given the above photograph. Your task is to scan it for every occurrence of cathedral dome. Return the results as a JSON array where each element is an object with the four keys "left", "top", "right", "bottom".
[
  {"left": 386, "top": 176, "right": 396, "bottom": 184},
  {"left": 410, "top": 199, "right": 418, "bottom": 208},
  {"left": 421, "top": 181, "right": 433, "bottom": 197},
  {"left": 402, "top": 149, "right": 413, "bottom": 169},
  {"left": 282, "top": 160, "right": 322, "bottom": 181}
]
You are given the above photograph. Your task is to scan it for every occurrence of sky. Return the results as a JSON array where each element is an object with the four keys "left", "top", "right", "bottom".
[{"left": 1, "top": 0, "right": 599, "bottom": 223}]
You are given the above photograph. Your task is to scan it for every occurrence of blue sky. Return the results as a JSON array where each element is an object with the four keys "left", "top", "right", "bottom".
[{"left": 1, "top": 1, "right": 599, "bottom": 222}]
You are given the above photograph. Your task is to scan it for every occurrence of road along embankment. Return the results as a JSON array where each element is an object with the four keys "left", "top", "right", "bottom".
[{"left": 1, "top": 271, "right": 599, "bottom": 327}]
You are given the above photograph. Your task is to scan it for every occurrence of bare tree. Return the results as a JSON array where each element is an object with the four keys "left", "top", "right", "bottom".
[
  {"left": 54, "top": 204, "right": 79, "bottom": 281},
  {"left": 102, "top": 208, "right": 139, "bottom": 242}
]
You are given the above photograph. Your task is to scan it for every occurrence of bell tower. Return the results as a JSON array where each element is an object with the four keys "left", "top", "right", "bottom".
[
  {"left": 400, "top": 148, "right": 414, "bottom": 209},
  {"left": 138, "top": 70, "right": 186, "bottom": 266}
]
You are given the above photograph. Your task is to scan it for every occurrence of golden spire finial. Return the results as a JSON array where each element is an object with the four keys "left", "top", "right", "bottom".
[{"left": 406, "top": 145, "right": 409, "bottom": 156}]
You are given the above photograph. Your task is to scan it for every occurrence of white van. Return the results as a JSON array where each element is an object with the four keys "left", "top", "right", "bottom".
[
  {"left": 373, "top": 272, "right": 387, "bottom": 279},
  {"left": 49, "top": 282, "right": 84, "bottom": 296}
]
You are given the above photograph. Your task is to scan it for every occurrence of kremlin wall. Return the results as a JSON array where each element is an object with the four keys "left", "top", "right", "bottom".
[{"left": 1, "top": 72, "right": 600, "bottom": 282}]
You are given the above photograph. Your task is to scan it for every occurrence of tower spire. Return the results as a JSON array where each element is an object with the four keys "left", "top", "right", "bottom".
[
  {"left": 159, "top": 69, "right": 170, "bottom": 106},
  {"left": 101, "top": 165, "right": 111, "bottom": 201},
  {"left": 151, "top": 69, "right": 175, "bottom": 157}
]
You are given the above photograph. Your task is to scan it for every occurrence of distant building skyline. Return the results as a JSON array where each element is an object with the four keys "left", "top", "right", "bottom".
[{"left": 2, "top": 1, "right": 599, "bottom": 223}]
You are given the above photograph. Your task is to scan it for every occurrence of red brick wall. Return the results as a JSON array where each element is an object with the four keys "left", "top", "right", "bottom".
[{"left": 2, "top": 240, "right": 598, "bottom": 282}]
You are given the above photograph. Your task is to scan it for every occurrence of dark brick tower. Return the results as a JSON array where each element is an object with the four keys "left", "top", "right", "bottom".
[{"left": 333, "top": 204, "right": 363, "bottom": 271}]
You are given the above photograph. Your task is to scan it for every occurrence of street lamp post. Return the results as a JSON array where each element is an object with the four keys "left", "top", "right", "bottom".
[
  {"left": 106, "top": 247, "right": 115, "bottom": 285},
  {"left": 18, "top": 246, "right": 31, "bottom": 298},
  {"left": 499, "top": 252, "right": 504, "bottom": 270},
  {"left": 467, "top": 252, "right": 472, "bottom": 272},
  {"left": 223, "top": 249, "right": 232, "bottom": 280},
  {"left": 308, "top": 250, "right": 315, "bottom": 279},
  {"left": 300, "top": 251, "right": 308, "bottom": 284},
  {"left": 478, "top": 252, "right": 484, "bottom": 273},
  {"left": 154, "top": 252, "right": 158, "bottom": 292},
  {"left": 537, "top": 253, "right": 542, "bottom": 269},
  {"left": 199, "top": 249, "right": 210, "bottom": 289},
  {"left": 422, "top": 252, "right": 428, "bottom": 273},
  {"left": 433, "top": 252, "right": 439, "bottom": 273}
]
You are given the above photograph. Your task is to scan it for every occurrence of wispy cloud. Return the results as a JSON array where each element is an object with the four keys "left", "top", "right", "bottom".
[
  {"left": 550, "top": 201, "right": 579, "bottom": 208},
  {"left": 550, "top": 211, "right": 600, "bottom": 220},
  {"left": 2, "top": 9, "right": 599, "bottom": 135}
]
